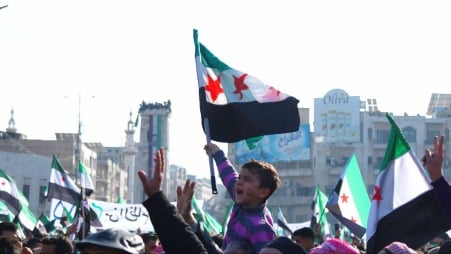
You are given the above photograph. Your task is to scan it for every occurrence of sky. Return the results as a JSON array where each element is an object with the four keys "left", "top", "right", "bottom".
[{"left": 0, "top": 1, "right": 450, "bottom": 179}]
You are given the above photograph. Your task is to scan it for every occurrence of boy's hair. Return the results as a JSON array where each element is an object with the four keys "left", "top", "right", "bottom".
[{"left": 242, "top": 159, "right": 280, "bottom": 199}]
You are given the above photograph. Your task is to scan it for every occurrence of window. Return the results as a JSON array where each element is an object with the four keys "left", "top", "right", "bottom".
[
  {"left": 368, "top": 156, "right": 372, "bottom": 166},
  {"left": 376, "top": 157, "right": 384, "bottom": 169},
  {"left": 402, "top": 127, "right": 416, "bottom": 143},
  {"left": 39, "top": 186, "right": 47, "bottom": 202},
  {"left": 376, "top": 130, "right": 390, "bottom": 144},
  {"left": 22, "top": 185, "right": 30, "bottom": 200}
]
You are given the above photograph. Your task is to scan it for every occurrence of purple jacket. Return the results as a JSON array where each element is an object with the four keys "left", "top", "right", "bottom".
[
  {"left": 431, "top": 176, "right": 451, "bottom": 227},
  {"left": 213, "top": 150, "right": 276, "bottom": 253}
]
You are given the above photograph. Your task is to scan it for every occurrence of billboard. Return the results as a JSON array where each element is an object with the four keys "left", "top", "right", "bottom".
[
  {"left": 314, "top": 89, "right": 360, "bottom": 143},
  {"left": 234, "top": 123, "right": 310, "bottom": 164}
]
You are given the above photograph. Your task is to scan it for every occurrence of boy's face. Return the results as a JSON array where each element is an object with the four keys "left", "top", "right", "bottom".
[{"left": 235, "top": 168, "right": 270, "bottom": 207}]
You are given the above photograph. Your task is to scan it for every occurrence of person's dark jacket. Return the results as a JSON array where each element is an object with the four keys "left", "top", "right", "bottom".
[
  {"left": 432, "top": 176, "right": 451, "bottom": 227},
  {"left": 143, "top": 191, "right": 208, "bottom": 254},
  {"left": 192, "top": 220, "right": 223, "bottom": 254}
]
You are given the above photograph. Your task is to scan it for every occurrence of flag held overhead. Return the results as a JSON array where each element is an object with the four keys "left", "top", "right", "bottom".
[{"left": 193, "top": 29, "right": 300, "bottom": 143}]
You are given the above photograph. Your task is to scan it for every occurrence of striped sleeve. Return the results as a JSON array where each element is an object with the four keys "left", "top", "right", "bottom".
[{"left": 213, "top": 150, "right": 238, "bottom": 200}]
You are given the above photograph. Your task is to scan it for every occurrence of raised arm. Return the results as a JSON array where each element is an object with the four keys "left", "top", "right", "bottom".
[{"left": 139, "top": 148, "right": 208, "bottom": 254}]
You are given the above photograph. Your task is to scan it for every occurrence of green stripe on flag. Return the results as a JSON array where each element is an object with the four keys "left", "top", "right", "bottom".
[
  {"left": 346, "top": 155, "right": 370, "bottom": 227},
  {"left": 381, "top": 113, "right": 410, "bottom": 170}
]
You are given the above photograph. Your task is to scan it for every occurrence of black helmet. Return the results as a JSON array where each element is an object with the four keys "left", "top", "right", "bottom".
[{"left": 76, "top": 228, "right": 144, "bottom": 254}]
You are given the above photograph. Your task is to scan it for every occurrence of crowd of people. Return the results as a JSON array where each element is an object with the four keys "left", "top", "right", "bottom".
[{"left": 0, "top": 135, "right": 450, "bottom": 253}]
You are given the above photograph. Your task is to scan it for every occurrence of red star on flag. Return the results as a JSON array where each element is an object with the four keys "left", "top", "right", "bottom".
[
  {"left": 205, "top": 74, "right": 223, "bottom": 102},
  {"left": 372, "top": 185, "right": 383, "bottom": 204},
  {"left": 340, "top": 193, "right": 349, "bottom": 203},
  {"left": 233, "top": 73, "right": 249, "bottom": 99},
  {"left": 261, "top": 86, "right": 281, "bottom": 101}
]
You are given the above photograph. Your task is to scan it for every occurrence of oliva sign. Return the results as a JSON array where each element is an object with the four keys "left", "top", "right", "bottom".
[{"left": 323, "top": 89, "right": 350, "bottom": 105}]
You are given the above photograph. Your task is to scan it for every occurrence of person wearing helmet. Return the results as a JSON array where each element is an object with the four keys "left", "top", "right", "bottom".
[{"left": 75, "top": 228, "right": 145, "bottom": 254}]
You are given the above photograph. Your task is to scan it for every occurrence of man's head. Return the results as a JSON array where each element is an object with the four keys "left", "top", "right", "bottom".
[
  {"left": 76, "top": 228, "right": 144, "bottom": 254},
  {"left": 40, "top": 236, "right": 73, "bottom": 254},
  {"left": 260, "top": 236, "right": 306, "bottom": 254},
  {"left": 293, "top": 227, "right": 315, "bottom": 250},
  {"left": 236, "top": 160, "right": 280, "bottom": 206},
  {"left": 0, "top": 235, "right": 23, "bottom": 254},
  {"left": 0, "top": 222, "right": 19, "bottom": 238},
  {"left": 139, "top": 233, "right": 159, "bottom": 254}
]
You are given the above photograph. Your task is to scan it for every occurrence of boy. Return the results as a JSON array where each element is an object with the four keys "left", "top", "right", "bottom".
[{"left": 204, "top": 143, "right": 280, "bottom": 253}]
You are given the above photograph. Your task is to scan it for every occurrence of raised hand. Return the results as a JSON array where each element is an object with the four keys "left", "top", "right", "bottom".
[
  {"left": 138, "top": 147, "right": 165, "bottom": 197},
  {"left": 176, "top": 179, "right": 196, "bottom": 225},
  {"left": 422, "top": 135, "right": 445, "bottom": 182}
]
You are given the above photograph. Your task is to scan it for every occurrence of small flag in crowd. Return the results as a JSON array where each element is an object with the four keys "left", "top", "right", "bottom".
[
  {"left": 193, "top": 29, "right": 300, "bottom": 143},
  {"left": 47, "top": 155, "right": 81, "bottom": 204},
  {"left": 0, "top": 201, "right": 13, "bottom": 222},
  {"left": 277, "top": 206, "right": 292, "bottom": 236},
  {"left": 0, "top": 169, "right": 22, "bottom": 214},
  {"left": 366, "top": 113, "right": 449, "bottom": 252},
  {"left": 192, "top": 197, "right": 222, "bottom": 235},
  {"left": 310, "top": 186, "right": 330, "bottom": 239},
  {"left": 78, "top": 160, "right": 94, "bottom": 197},
  {"left": 326, "top": 154, "right": 370, "bottom": 238}
]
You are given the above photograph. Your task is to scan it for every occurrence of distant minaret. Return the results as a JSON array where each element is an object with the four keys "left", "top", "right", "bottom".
[
  {"left": 6, "top": 108, "right": 17, "bottom": 133},
  {"left": 123, "top": 111, "right": 137, "bottom": 203}
]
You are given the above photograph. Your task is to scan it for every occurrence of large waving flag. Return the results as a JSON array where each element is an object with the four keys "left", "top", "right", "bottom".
[
  {"left": 79, "top": 160, "right": 94, "bottom": 197},
  {"left": 47, "top": 155, "right": 81, "bottom": 204},
  {"left": 193, "top": 29, "right": 300, "bottom": 143},
  {"left": 326, "top": 154, "right": 370, "bottom": 238},
  {"left": 310, "top": 186, "right": 330, "bottom": 239},
  {"left": 0, "top": 169, "right": 22, "bottom": 215},
  {"left": 366, "top": 113, "right": 449, "bottom": 252}
]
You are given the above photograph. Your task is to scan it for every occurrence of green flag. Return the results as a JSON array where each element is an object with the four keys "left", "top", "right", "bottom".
[
  {"left": 79, "top": 160, "right": 95, "bottom": 197},
  {"left": 310, "top": 186, "right": 330, "bottom": 239},
  {"left": 192, "top": 198, "right": 222, "bottom": 235},
  {"left": 366, "top": 113, "right": 449, "bottom": 252},
  {"left": 326, "top": 154, "right": 370, "bottom": 238}
]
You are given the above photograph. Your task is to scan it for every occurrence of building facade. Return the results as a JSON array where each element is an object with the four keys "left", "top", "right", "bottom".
[{"left": 228, "top": 91, "right": 451, "bottom": 225}]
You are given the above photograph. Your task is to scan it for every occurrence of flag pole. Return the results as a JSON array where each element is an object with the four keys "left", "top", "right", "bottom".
[{"left": 203, "top": 118, "right": 218, "bottom": 195}]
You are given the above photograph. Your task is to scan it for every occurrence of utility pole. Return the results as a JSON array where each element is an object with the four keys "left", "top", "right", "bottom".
[{"left": 66, "top": 93, "right": 94, "bottom": 240}]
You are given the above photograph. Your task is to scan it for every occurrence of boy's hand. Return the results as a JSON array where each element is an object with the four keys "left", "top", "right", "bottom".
[{"left": 204, "top": 143, "right": 220, "bottom": 156}]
